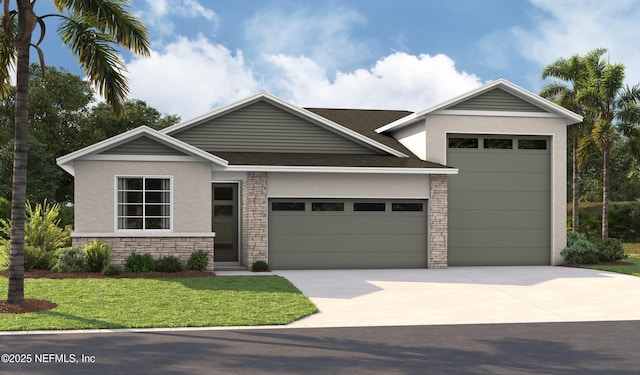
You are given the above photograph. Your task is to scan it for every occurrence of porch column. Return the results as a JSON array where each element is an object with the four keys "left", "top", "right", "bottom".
[
  {"left": 429, "top": 174, "right": 448, "bottom": 269},
  {"left": 241, "top": 172, "right": 268, "bottom": 268}
]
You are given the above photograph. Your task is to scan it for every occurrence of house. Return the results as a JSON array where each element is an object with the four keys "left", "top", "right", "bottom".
[{"left": 56, "top": 79, "right": 582, "bottom": 271}]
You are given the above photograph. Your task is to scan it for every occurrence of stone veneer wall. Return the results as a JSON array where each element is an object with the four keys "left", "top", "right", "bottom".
[
  {"left": 72, "top": 236, "right": 215, "bottom": 272},
  {"left": 429, "top": 174, "right": 448, "bottom": 269},
  {"left": 241, "top": 172, "right": 268, "bottom": 267}
]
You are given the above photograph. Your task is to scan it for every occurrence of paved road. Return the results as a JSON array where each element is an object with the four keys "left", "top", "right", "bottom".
[{"left": 1, "top": 321, "right": 639, "bottom": 374}]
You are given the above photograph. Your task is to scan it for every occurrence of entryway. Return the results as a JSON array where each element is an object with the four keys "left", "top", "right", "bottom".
[{"left": 212, "top": 183, "right": 239, "bottom": 262}]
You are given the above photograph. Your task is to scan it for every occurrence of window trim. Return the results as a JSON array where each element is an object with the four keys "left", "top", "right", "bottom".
[{"left": 115, "top": 175, "right": 173, "bottom": 232}]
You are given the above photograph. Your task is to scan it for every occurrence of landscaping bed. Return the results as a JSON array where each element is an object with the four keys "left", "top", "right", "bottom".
[{"left": 0, "top": 269, "right": 214, "bottom": 279}]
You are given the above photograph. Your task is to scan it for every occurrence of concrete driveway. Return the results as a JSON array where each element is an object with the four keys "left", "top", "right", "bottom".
[{"left": 275, "top": 266, "right": 640, "bottom": 328}]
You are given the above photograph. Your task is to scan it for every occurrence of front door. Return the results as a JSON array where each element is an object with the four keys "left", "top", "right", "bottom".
[{"left": 212, "top": 183, "right": 239, "bottom": 262}]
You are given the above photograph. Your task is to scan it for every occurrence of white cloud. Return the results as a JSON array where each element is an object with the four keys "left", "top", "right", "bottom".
[
  {"left": 483, "top": 0, "right": 640, "bottom": 87},
  {"left": 140, "top": 0, "right": 218, "bottom": 38},
  {"left": 265, "top": 52, "right": 482, "bottom": 111},
  {"left": 125, "top": 36, "right": 259, "bottom": 119}
]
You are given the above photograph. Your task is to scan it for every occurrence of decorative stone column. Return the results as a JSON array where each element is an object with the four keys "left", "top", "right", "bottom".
[
  {"left": 429, "top": 174, "right": 448, "bottom": 269},
  {"left": 241, "top": 172, "right": 268, "bottom": 268}
]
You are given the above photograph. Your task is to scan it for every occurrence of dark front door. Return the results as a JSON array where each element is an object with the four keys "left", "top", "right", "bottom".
[{"left": 212, "top": 183, "right": 239, "bottom": 262}]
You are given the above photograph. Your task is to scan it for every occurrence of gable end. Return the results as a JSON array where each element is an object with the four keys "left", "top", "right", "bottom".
[
  {"left": 99, "top": 135, "right": 190, "bottom": 156},
  {"left": 448, "top": 88, "right": 545, "bottom": 112},
  {"left": 171, "top": 101, "right": 382, "bottom": 154}
]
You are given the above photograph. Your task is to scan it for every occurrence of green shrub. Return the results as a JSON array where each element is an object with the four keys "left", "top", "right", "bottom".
[
  {"left": 51, "top": 247, "right": 87, "bottom": 273},
  {"left": 593, "top": 238, "right": 627, "bottom": 262},
  {"left": 561, "top": 232, "right": 599, "bottom": 264},
  {"left": 0, "top": 196, "right": 9, "bottom": 223},
  {"left": 0, "top": 200, "right": 72, "bottom": 269},
  {"left": 83, "top": 240, "right": 112, "bottom": 272},
  {"left": 155, "top": 255, "right": 184, "bottom": 272},
  {"left": 0, "top": 245, "right": 7, "bottom": 269},
  {"left": 251, "top": 260, "right": 270, "bottom": 272},
  {"left": 124, "top": 252, "right": 157, "bottom": 272},
  {"left": 102, "top": 264, "right": 121, "bottom": 276},
  {"left": 186, "top": 250, "right": 209, "bottom": 271}
]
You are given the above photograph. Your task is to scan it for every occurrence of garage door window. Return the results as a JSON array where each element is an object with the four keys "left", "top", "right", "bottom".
[
  {"left": 449, "top": 137, "right": 478, "bottom": 148},
  {"left": 392, "top": 203, "right": 424, "bottom": 212},
  {"left": 484, "top": 138, "right": 513, "bottom": 149},
  {"left": 354, "top": 202, "right": 386, "bottom": 211},
  {"left": 272, "top": 202, "right": 306, "bottom": 211},
  {"left": 518, "top": 139, "right": 547, "bottom": 150},
  {"left": 312, "top": 202, "right": 344, "bottom": 211}
]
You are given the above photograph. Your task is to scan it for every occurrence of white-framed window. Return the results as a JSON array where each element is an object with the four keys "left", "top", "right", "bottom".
[{"left": 116, "top": 176, "right": 172, "bottom": 230}]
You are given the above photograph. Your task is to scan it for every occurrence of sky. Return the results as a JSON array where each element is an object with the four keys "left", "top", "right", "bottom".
[{"left": 30, "top": 0, "right": 640, "bottom": 121}]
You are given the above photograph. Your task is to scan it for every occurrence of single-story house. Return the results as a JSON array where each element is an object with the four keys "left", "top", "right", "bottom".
[{"left": 56, "top": 78, "right": 582, "bottom": 271}]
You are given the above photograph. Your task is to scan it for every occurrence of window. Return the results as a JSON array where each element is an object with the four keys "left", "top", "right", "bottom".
[
  {"left": 272, "top": 202, "right": 306, "bottom": 211},
  {"left": 312, "top": 202, "right": 344, "bottom": 211},
  {"left": 354, "top": 202, "right": 386, "bottom": 211},
  {"left": 449, "top": 137, "right": 478, "bottom": 148},
  {"left": 518, "top": 139, "right": 547, "bottom": 150},
  {"left": 484, "top": 138, "right": 513, "bottom": 149},
  {"left": 392, "top": 203, "right": 424, "bottom": 212},
  {"left": 117, "top": 177, "right": 171, "bottom": 230}
]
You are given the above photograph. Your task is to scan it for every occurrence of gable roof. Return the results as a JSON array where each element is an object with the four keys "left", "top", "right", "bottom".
[
  {"left": 56, "top": 126, "right": 229, "bottom": 176},
  {"left": 161, "top": 91, "right": 409, "bottom": 158},
  {"left": 376, "top": 78, "right": 584, "bottom": 134}
]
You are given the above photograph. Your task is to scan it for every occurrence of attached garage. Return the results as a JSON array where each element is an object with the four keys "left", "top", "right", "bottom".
[
  {"left": 447, "top": 134, "right": 551, "bottom": 266},
  {"left": 268, "top": 198, "right": 427, "bottom": 269}
]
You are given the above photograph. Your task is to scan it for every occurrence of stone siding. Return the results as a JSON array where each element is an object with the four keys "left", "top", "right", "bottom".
[
  {"left": 429, "top": 174, "right": 448, "bottom": 269},
  {"left": 73, "top": 236, "right": 215, "bottom": 272},
  {"left": 241, "top": 172, "right": 268, "bottom": 267}
]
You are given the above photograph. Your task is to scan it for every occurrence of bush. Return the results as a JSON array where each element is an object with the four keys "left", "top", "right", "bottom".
[
  {"left": 51, "top": 247, "right": 87, "bottom": 273},
  {"left": 0, "top": 196, "right": 9, "bottom": 223},
  {"left": 124, "top": 252, "right": 156, "bottom": 273},
  {"left": 155, "top": 255, "right": 184, "bottom": 272},
  {"left": 251, "top": 260, "right": 270, "bottom": 272},
  {"left": 83, "top": 240, "right": 112, "bottom": 272},
  {"left": 594, "top": 238, "right": 626, "bottom": 262},
  {"left": 102, "top": 264, "right": 121, "bottom": 276},
  {"left": 0, "top": 200, "right": 72, "bottom": 269},
  {"left": 561, "top": 232, "right": 599, "bottom": 264},
  {"left": 186, "top": 250, "right": 209, "bottom": 271}
]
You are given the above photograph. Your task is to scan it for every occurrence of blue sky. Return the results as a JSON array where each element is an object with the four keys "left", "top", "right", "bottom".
[{"left": 30, "top": 0, "right": 640, "bottom": 120}]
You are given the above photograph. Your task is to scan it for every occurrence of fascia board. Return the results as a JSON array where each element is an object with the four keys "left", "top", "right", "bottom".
[{"left": 224, "top": 165, "right": 458, "bottom": 175}]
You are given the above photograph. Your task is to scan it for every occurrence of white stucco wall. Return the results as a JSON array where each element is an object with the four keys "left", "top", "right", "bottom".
[
  {"left": 73, "top": 160, "right": 212, "bottom": 234},
  {"left": 267, "top": 172, "right": 430, "bottom": 198}
]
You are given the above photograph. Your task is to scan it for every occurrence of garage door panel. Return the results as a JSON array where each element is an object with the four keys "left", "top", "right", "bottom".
[
  {"left": 448, "top": 191, "right": 550, "bottom": 210},
  {"left": 268, "top": 198, "right": 427, "bottom": 269},
  {"left": 449, "top": 152, "right": 550, "bottom": 173},
  {"left": 448, "top": 247, "right": 550, "bottom": 266},
  {"left": 449, "top": 228, "right": 550, "bottom": 248},
  {"left": 449, "top": 209, "right": 550, "bottom": 229},
  {"left": 449, "top": 172, "right": 550, "bottom": 192}
]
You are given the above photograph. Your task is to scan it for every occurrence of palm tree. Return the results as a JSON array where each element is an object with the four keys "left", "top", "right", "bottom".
[
  {"left": 578, "top": 57, "right": 640, "bottom": 239},
  {"left": 540, "top": 48, "right": 605, "bottom": 233},
  {"left": 1, "top": 0, "right": 150, "bottom": 304}
]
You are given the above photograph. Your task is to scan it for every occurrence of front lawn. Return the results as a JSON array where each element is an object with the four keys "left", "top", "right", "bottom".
[
  {"left": 581, "top": 255, "right": 640, "bottom": 277},
  {"left": 0, "top": 276, "right": 318, "bottom": 331}
]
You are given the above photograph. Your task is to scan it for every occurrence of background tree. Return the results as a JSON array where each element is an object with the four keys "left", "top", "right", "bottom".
[
  {"left": 0, "top": 0, "right": 150, "bottom": 305},
  {"left": 577, "top": 55, "right": 640, "bottom": 239}
]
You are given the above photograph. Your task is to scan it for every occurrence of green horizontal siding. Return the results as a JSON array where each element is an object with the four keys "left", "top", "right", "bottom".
[
  {"left": 172, "top": 101, "right": 379, "bottom": 154},
  {"left": 449, "top": 88, "right": 545, "bottom": 112}
]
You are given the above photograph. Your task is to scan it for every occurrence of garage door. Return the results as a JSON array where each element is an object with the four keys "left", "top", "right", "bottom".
[
  {"left": 268, "top": 199, "right": 427, "bottom": 269},
  {"left": 447, "top": 135, "right": 551, "bottom": 266}
]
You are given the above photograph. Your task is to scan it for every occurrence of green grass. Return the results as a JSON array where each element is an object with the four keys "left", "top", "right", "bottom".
[
  {"left": 0, "top": 276, "right": 318, "bottom": 331},
  {"left": 581, "top": 244, "right": 640, "bottom": 276}
]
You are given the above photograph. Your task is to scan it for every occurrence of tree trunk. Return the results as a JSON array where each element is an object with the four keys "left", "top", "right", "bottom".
[
  {"left": 572, "top": 135, "right": 580, "bottom": 232},
  {"left": 601, "top": 146, "right": 610, "bottom": 240},
  {"left": 7, "top": 1, "right": 33, "bottom": 305}
]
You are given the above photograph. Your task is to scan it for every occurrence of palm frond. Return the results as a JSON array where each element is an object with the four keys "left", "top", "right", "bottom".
[
  {"left": 59, "top": 15, "right": 128, "bottom": 115},
  {"left": 0, "top": 11, "right": 16, "bottom": 98},
  {"left": 53, "top": 0, "right": 150, "bottom": 56}
]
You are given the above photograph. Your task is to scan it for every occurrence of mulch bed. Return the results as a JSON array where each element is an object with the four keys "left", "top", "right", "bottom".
[
  {"left": 0, "top": 269, "right": 216, "bottom": 314},
  {"left": 0, "top": 269, "right": 216, "bottom": 279}
]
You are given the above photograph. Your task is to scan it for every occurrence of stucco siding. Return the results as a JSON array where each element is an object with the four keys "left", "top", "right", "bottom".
[
  {"left": 267, "top": 172, "right": 430, "bottom": 198},
  {"left": 74, "top": 160, "right": 212, "bottom": 233}
]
